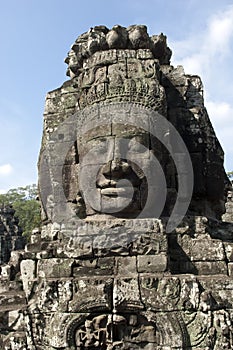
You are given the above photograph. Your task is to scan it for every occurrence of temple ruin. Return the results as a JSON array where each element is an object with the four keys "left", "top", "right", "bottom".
[{"left": 0, "top": 24, "right": 233, "bottom": 349}]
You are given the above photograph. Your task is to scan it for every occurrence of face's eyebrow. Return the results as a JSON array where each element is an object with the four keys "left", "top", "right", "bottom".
[{"left": 85, "top": 134, "right": 113, "bottom": 141}]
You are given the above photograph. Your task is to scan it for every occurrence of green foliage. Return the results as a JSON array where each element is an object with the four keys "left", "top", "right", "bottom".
[
  {"left": 227, "top": 171, "right": 233, "bottom": 179},
  {"left": 0, "top": 184, "right": 41, "bottom": 239}
]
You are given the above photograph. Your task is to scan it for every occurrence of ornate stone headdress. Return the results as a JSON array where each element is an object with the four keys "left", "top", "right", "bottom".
[{"left": 64, "top": 25, "right": 171, "bottom": 112}]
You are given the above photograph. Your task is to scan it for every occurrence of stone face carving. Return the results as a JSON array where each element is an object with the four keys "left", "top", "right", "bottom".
[
  {"left": 0, "top": 206, "right": 24, "bottom": 264},
  {"left": 1, "top": 24, "right": 233, "bottom": 349},
  {"left": 78, "top": 123, "right": 152, "bottom": 218}
]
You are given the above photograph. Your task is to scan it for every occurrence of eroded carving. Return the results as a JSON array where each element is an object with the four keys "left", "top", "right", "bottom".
[
  {"left": 74, "top": 313, "right": 160, "bottom": 349},
  {"left": 1, "top": 24, "right": 232, "bottom": 350}
]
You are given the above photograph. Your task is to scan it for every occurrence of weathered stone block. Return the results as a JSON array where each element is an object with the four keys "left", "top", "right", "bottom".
[
  {"left": 58, "top": 236, "right": 93, "bottom": 259},
  {"left": 97, "top": 257, "right": 115, "bottom": 275},
  {"left": 224, "top": 242, "right": 233, "bottom": 261},
  {"left": 169, "top": 259, "right": 197, "bottom": 274},
  {"left": 194, "top": 261, "right": 227, "bottom": 275},
  {"left": 228, "top": 262, "right": 233, "bottom": 277},
  {"left": 20, "top": 259, "right": 36, "bottom": 297},
  {"left": 113, "top": 278, "right": 143, "bottom": 311},
  {"left": 140, "top": 276, "right": 201, "bottom": 311},
  {"left": 131, "top": 231, "right": 167, "bottom": 255},
  {"left": 69, "top": 277, "right": 113, "bottom": 312},
  {"left": 1, "top": 265, "right": 11, "bottom": 278},
  {"left": 115, "top": 256, "right": 137, "bottom": 276},
  {"left": 72, "top": 259, "right": 97, "bottom": 276},
  {"left": 0, "top": 291, "right": 26, "bottom": 312},
  {"left": 171, "top": 233, "right": 225, "bottom": 263},
  {"left": 183, "top": 236, "right": 225, "bottom": 261},
  {"left": 140, "top": 276, "right": 179, "bottom": 311},
  {"left": 137, "top": 254, "right": 167, "bottom": 273},
  {"left": 37, "top": 258, "right": 74, "bottom": 278},
  {"left": 72, "top": 257, "right": 115, "bottom": 276},
  {"left": 25, "top": 242, "right": 42, "bottom": 253}
]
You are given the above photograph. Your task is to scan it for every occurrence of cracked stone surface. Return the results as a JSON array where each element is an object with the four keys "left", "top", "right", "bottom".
[{"left": 0, "top": 25, "right": 233, "bottom": 349}]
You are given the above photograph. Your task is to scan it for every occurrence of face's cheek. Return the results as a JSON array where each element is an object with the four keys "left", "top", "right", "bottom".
[
  {"left": 96, "top": 163, "right": 112, "bottom": 188},
  {"left": 77, "top": 137, "right": 114, "bottom": 214},
  {"left": 129, "top": 161, "right": 146, "bottom": 181},
  {"left": 79, "top": 162, "right": 102, "bottom": 213}
]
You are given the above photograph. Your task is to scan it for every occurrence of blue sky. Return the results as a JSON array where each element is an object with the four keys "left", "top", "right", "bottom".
[{"left": 0, "top": 0, "right": 233, "bottom": 192}]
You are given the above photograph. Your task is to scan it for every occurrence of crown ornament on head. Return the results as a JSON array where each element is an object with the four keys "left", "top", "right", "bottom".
[{"left": 64, "top": 25, "right": 171, "bottom": 111}]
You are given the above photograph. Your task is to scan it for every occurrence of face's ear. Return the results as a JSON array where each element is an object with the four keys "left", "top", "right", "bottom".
[
  {"left": 62, "top": 142, "right": 80, "bottom": 202},
  {"left": 62, "top": 142, "right": 87, "bottom": 218},
  {"left": 38, "top": 150, "right": 53, "bottom": 223}
]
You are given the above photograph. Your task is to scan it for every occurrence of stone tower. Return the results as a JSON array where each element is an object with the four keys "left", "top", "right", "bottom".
[{"left": 1, "top": 25, "right": 233, "bottom": 349}]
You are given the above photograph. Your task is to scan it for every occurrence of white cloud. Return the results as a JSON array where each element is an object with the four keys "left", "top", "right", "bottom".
[
  {"left": 171, "top": 5, "right": 233, "bottom": 77},
  {"left": 206, "top": 100, "right": 233, "bottom": 127},
  {"left": 208, "top": 8, "right": 233, "bottom": 57},
  {"left": 205, "top": 100, "right": 233, "bottom": 169},
  {"left": 170, "top": 5, "right": 233, "bottom": 170},
  {"left": 0, "top": 164, "right": 13, "bottom": 176}
]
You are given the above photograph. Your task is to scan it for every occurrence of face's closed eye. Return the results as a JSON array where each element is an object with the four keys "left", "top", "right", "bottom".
[
  {"left": 95, "top": 141, "right": 108, "bottom": 154},
  {"left": 128, "top": 138, "right": 146, "bottom": 153}
]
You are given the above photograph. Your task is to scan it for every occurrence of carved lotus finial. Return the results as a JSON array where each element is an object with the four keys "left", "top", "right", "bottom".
[{"left": 65, "top": 24, "right": 172, "bottom": 78}]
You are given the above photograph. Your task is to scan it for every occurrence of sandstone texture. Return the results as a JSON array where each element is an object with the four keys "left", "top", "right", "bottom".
[{"left": 0, "top": 25, "right": 233, "bottom": 349}]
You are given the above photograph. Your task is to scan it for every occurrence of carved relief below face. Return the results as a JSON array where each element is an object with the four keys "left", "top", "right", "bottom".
[{"left": 75, "top": 313, "right": 157, "bottom": 349}]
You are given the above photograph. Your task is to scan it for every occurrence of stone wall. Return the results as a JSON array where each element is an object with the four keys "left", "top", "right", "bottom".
[{"left": 0, "top": 25, "right": 233, "bottom": 350}]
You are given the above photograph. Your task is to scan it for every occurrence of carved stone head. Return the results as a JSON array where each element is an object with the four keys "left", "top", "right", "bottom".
[{"left": 39, "top": 25, "right": 229, "bottom": 226}]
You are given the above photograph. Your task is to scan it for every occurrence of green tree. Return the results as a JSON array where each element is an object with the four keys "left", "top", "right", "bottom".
[{"left": 0, "top": 184, "right": 41, "bottom": 240}]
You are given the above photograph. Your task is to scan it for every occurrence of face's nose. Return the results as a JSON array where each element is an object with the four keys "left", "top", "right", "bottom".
[
  {"left": 110, "top": 158, "right": 130, "bottom": 174},
  {"left": 113, "top": 138, "right": 130, "bottom": 174},
  {"left": 101, "top": 158, "right": 130, "bottom": 179},
  {"left": 101, "top": 138, "right": 130, "bottom": 178},
  {"left": 113, "top": 138, "right": 121, "bottom": 160}
]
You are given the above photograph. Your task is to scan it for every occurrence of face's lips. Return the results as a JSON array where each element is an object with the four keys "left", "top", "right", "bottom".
[
  {"left": 100, "top": 187, "right": 135, "bottom": 197},
  {"left": 97, "top": 179, "right": 117, "bottom": 188}
]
